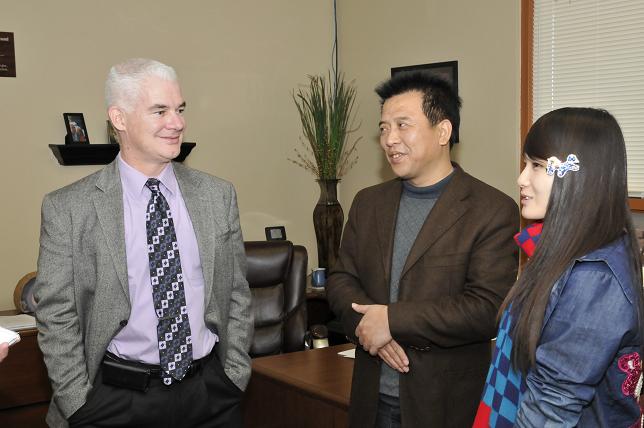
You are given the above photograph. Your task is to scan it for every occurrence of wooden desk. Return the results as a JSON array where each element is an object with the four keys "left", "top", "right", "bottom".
[
  {"left": 0, "top": 310, "right": 354, "bottom": 428},
  {"left": 243, "top": 344, "right": 354, "bottom": 428},
  {"left": 0, "top": 320, "right": 51, "bottom": 427}
]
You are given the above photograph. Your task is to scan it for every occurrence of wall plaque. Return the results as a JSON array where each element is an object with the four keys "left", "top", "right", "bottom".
[{"left": 0, "top": 32, "right": 16, "bottom": 77}]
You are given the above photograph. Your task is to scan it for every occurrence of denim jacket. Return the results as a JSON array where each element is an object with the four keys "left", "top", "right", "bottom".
[{"left": 515, "top": 236, "right": 641, "bottom": 427}]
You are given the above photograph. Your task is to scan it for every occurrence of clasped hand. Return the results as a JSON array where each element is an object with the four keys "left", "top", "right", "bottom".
[{"left": 352, "top": 303, "right": 409, "bottom": 373}]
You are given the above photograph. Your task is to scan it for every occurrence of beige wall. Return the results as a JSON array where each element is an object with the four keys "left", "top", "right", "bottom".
[
  {"left": 0, "top": 1, "right": 521, "bottom": 310},
  {"left": 0, "top": 1, "right": 335, "bottom": 309},
  {"left": 336, "top": 0, "right": 521, "bottom": 210}
]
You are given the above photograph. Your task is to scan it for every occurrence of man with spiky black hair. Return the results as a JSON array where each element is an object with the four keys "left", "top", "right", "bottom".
[{"left": 326, "top": 72, "right": 519, "bottom": 427}]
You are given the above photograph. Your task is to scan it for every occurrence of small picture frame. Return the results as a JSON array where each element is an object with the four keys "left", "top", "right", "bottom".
[
  {"left": 63, "top": 112, "right": 90, "bottom": 144},
  {"left": 265, "top": 226, "right": 287, "bottom": 241}
]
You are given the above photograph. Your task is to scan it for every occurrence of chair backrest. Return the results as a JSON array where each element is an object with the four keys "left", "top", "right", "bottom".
[
  {"left": 244, "top": 241, "right": 308, "bottom": 357},
  {"left": 14, "top": 272, "right": 37, "bottom": 314}
]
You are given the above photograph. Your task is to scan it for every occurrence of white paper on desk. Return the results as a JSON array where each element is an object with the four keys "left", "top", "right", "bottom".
[
  {"left": 0, "top": 326, "right": 21, "bottom": 346},
  {"left": 338, "top": 348, "right": 356, "bottom": 359},
  {"left": 0, "top": 314, "right": 36, "bottom": 331}
]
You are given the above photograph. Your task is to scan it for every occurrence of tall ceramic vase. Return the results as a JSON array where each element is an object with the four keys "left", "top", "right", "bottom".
[{"left": 313, "top": 179, "right": 344, "bottom": 270}]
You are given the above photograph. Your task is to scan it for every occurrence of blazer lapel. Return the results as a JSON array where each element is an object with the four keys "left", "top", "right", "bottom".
[
  {"left": 400, "top": 167, "right": 470, "bottom": 279},
  {"left": 375, "top": 180, "right": 403, "bottom": 287},
  {"left": 173, "top": 163, "right": 216, "bottom": 308},
  {"left": 93, "top": 161, "right": 129, "bottom": 301}
]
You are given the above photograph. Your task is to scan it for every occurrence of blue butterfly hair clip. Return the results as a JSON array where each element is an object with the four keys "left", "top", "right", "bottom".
[{"left": 546, "top": 154, "right": 580, "bottom": 178}]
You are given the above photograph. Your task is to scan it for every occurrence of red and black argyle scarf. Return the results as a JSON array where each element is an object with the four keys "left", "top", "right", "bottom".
[{"left": 514, "top": 221, "right": 543, "bottom": 258}]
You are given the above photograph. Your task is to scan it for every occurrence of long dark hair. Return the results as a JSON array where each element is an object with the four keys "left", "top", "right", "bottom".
[{"left": 501, "top": 107, "right": 643, "bottom": 374}]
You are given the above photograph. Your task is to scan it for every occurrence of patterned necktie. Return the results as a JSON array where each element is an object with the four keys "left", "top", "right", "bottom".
[{"left": 145, "top": 178, "right": 193, "bottom": 385}]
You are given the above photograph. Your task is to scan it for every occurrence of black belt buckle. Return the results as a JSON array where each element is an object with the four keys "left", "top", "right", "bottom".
[{"left": 102, "top": 358, "right": 151, "bottom": 392}]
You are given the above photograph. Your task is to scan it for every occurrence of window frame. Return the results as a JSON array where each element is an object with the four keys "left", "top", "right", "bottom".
[{"left": 520, "top": 0, "right": 644, "bottom": 213}]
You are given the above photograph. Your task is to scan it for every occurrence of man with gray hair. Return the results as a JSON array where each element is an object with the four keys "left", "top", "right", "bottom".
[{"left": 35, "top": 58, "right": 253, "bottom": 427}]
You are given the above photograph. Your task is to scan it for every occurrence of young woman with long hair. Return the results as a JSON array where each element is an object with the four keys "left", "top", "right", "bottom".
[{"left": 473, "top": 107, "right": 644, "bottom": 427}]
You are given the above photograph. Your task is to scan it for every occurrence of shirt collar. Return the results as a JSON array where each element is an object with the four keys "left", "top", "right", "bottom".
[
  {"left": 402, "top": 169, "right": 455, "bottom": 199},
  {"left": 117, "top": 153, "right": 178, "bottom": 199}
]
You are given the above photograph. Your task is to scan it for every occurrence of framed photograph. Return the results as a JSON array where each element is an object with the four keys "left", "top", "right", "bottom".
[
  {"left": 391, "top": 60, "right": 459, "bottom": 143},
  {"left": 63, "top": 112, "right": 90, "bottom": 144},
  {"left": 391, "top": 60, "right": 458, "bottom": 92},
  {"left": 265, "top": 226, "right": 287, "bottom": 241}
]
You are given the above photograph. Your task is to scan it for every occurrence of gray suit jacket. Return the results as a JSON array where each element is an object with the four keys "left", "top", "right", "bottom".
[{"left": 34, "top": 160, "right": 253, "bottom": 427}]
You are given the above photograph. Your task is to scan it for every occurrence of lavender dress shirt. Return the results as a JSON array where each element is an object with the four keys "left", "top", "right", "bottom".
[{"left": 106, "top": 155, "right": 217, "bottom": 363}]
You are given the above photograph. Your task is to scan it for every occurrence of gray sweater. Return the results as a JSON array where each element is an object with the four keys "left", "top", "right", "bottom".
[{"left": 379, "top": 171, "right": 454, "bottom": 397}]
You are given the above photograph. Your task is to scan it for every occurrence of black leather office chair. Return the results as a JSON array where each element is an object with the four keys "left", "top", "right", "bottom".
[{"left": 244, "top": 241, "right": 308, "bottom": 357}]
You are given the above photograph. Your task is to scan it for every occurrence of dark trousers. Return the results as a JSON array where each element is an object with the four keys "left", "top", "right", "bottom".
[
  {"left": 375, "top": 393, "right": 401, "bottom": 428},
  {"left": 68, "top": 353, "right": 243, "bottom": 428}
]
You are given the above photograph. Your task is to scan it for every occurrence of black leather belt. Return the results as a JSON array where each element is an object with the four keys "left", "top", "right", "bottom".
[{"left": 101, "top": 351, "right": 213, "bottom": 391}]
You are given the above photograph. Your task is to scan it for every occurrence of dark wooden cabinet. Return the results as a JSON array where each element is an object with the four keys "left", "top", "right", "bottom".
[{"left": 0, "top": 327, "right": 51, "bottom": 427}]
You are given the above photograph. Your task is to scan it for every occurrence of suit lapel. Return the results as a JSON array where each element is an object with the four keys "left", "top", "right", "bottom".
[
  {"left": 173, "top": 163, "right": 216, "bottom": 308},
  {"left": 375, "top": 180, "right": 403, "bottom": 286},
  {"left": 93, "top": 161, "right": 129, "bottom": 301},
  {"left": 400, "top": 167, "right": 470, "bottom": 279}
]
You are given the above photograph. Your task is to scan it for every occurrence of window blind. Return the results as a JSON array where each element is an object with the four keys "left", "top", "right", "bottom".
[{"left": 532, "top": 0, "right": 644, "bottom": 195}]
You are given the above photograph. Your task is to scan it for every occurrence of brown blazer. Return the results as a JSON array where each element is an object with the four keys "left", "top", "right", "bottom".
[{"left": 326, "top": 165, "right": 519, "bottom": 428}]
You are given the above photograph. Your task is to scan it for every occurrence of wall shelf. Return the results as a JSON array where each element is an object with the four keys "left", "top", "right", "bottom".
[{"left": 48, "top": 142, "right": 196, "bottom": 166}]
